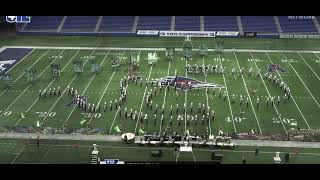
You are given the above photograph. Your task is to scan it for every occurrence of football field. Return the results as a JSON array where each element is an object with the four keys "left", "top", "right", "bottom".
[{"left": 1, "top": 45, "right": 320, "bottom": 137}]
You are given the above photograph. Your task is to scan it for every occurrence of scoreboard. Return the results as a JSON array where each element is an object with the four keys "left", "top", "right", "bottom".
[{"left": 99, "top": 159, "right": 125, "bottom": 164}]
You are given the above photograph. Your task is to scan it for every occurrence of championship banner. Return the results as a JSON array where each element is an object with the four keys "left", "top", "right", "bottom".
[
  {"left": 137, "top": 30, "right": 159, "bottom": 36},
  {"left": 216, "top": 31, "right": 239, "bottom": 37},
  {"left": 159, "top": 31, "right": 216, "bottom": 37}
]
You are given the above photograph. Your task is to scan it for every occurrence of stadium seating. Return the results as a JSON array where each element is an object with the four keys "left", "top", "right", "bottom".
[
  {"left": 62, "top": 16, "right": 99, "bottom": 32},
  {"left": 175, "top": 16, "right": 200, "bottom": 31},
  {"left": 137, "top": 16, "right": 171, "bottom": 31},
  {"left": 24, "top": 16, "right": 63, "bottom": 31},
  {"left": 99, "top": 16, "right": 135, "bottom": 32},
  {"left": 204, "top": 16, "right": 238, "bottom": 31},
  {"left": 241, "top": 16, "right": 277, "bottom": 33},
  {"left": 278, "top": 16, "right": 318, "bottom": 33},
  {"left": 17, "top": 16, "right": 320, "bottom": 35}
]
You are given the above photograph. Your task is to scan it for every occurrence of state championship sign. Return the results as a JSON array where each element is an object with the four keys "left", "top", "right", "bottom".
[{"left": 159, "top": 31, "right": 216, "bottom": 37}]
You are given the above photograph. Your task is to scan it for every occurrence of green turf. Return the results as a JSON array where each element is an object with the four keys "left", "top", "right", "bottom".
[{"left": 1, "top": 35, "right": 320, "bottom": 163}]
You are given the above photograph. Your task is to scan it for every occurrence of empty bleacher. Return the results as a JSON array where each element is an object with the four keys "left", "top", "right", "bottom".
[
  {"left": 99, "top": 16, "right": 135, "bottom": 32},
  {"left": 137, "top": 16, "right": 171, "bottom": 31},
  {"left": 61, "top": 16, "right": 99, "bottom": 32},
  {"left": 241, "top": 16, "right": 277, "bottom": 33},
  {"left": 17, "top": 16, "right": 320, "bottom": 36},
  {"left": 278, "top": 16, "right": 318, "bottom": 33},
  {"left": 175, "top": 16, "right": 200, "bottom": 31},
  {"left": 24, "top": 16, "right": 63, "bottom": 31},
  {"left": 204, "top": 16, "right": 238, "bottom": 31}
]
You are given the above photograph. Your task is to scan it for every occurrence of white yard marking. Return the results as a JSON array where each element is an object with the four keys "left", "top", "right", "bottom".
[
  {"left": 159, "top": 60, "right": 171, "bottom": 135},
  {"left": 297, "top": 52, "right": 320, "bottom": 81},
  {"left": 14, "top": 50, "right": 80, "bottom": 126},
  {"left": 109, "top": 107, "right": 121, "bottom": 134},
  {"left": 282, "top": 53, "right": 320, "bottom": 110},
  {"left": 217, "top": 54, "right": 236, "bottom": 133},
  {"left": 108, "top": 50, "right": 133, "bottom": 133},
  {"left": 10, "top": 145, "right": 25, "bottom": 164},
  {"left": 184, "top": 57, "right": 187, "bottom": 133},
  {"left": 88, "top": 66, "right": 114, "bottom": 124},
  {"left": 233, "top": 51, "right": 262, "bottom": 135},
  {"left": 63, "top": 49, "right": 112, "bottom": 126},
  {"left": 0, "top": 49, "right": 49, "bottom": 97},
  {"left": 0, "top": 50, "right": 64, "bottom": 117},
  {"left": 249, "top": 52, "right": 287, "bottom": 134},
  {"left": 266, "top": 52, "right": 313, "bottom": 133},
  {"left": 133, "top": 64, "right": 153, "bottom": 135}
]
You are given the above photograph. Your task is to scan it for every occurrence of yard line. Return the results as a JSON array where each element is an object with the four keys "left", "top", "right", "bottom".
[
  {"left": 184, "top": 57, "right": 188, "bottom": 133},
  {"left": 282, "top": 53, "right": 320, "bottom": 110},
  {"left": 63, "top": 49, "right": 113, "bottom": 127},
  {"left": 249, "top": 52, "right": 287, "bottom": 135},
  {"left": 266, "top": 52, "right": 312, "bottom": 132},
  {"left": 201, "top": 56, "right": 213, "bottom": 135},
  {"left": 10, "top": 145, "right": 25, "bottom": 164},
  {"left": 88, "top": 74, "right": 115, "bottom": 124},
  {"left": 297, "top": 52, "right": 320, "bottom": 81},
  {"left": 108, "top": 107, "right": 121, "bottom": 134},
  {"left": 0, "top": 50, "right": 64, "bottom": 117},
  {"left": 42, "top": 40, "right": 104, "bottom": 124},
  {"left": 134, "top": 63, "right": 153, "bottom": 135},
  {"left": 192, "top": 151, "right": 196, "bottom": 162},
  {"left": 217, "top": 54, "right": 236, "bottom": 133},
  {"left": 233, "top": 51, "right": 262, "bottom": 135},
  {"left": 0, "top": 49, "right": 49, "bottom": 97},
  {"left": 159, "top": 60, "right": 171, "bottom": 136},
  {"left": 107, "top": 50, "right": 131, "bottom": 132},
  {"left": 87, "top": 50, "right": 113, "bottom": 125},
  {"left": 14, "top": 50, "right": 80, "bottom": 126}
]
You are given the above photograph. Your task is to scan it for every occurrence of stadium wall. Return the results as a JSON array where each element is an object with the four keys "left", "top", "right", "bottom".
[{"left": 16, "top": 31, "right": 280, "bottom": 39}]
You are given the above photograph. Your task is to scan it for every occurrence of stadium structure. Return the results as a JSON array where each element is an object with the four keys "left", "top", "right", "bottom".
[{"left": 0, "top": 16, "right": 320, "bottom": 164}]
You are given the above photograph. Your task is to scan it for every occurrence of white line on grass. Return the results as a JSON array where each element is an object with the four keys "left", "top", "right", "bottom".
[
  {"left": 192, "top": 151, "right": 196, "bottom": 162},
  {"left": 42, "top": 41, "right": 103, "bottom": 124},
  {"left": 282, "top": 53, "right": 320, "bottom": 110},
  {"left": 108, "top": 107, "right": 121, "bottom": 134},
  {"left": 233, "top": 51, "right": 262, "bottom": 135},
  {"left": 108, "top": 50, "right": 132, "bottom": 133},
  {"left": 266, "top": 52, "right": 312, "bottom": 132},
  {"left": 159, "top": 61, "right": 171, "bottom": 136},
  {"left": 249, "top": 51, "right": 287, "bottom": 135},
  {"left": 0, "top": 49, "right": 49, "bottom": 97},
  {"left": 297, "top": 52, "right": 320, "bottom": 81},
  {"left": 88, "top": 70, "right": 115, "bottom": 124},
  {"left": 133, "top": 63, "right": 153, "bottom": 135},
  {"left": 0, "top": 50, "right": 64, "bottom": 117},
  {"left": 63, "top": 49, "right": 112, "bottom": 127},
  {"left": 201, "top": 56, "right": 213, "bottom": 134},
  {"left": 14, "top": 50, "right": 80, "bottom": 126},
  {"left": 217, "top": 54, "right": 237, "bottom": 133},
  {"left": 10, "top": 145, "right": 25, "bottom": 164},
  {"left": 184, "top": 57, "right": 188, "bottom": 133}
]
